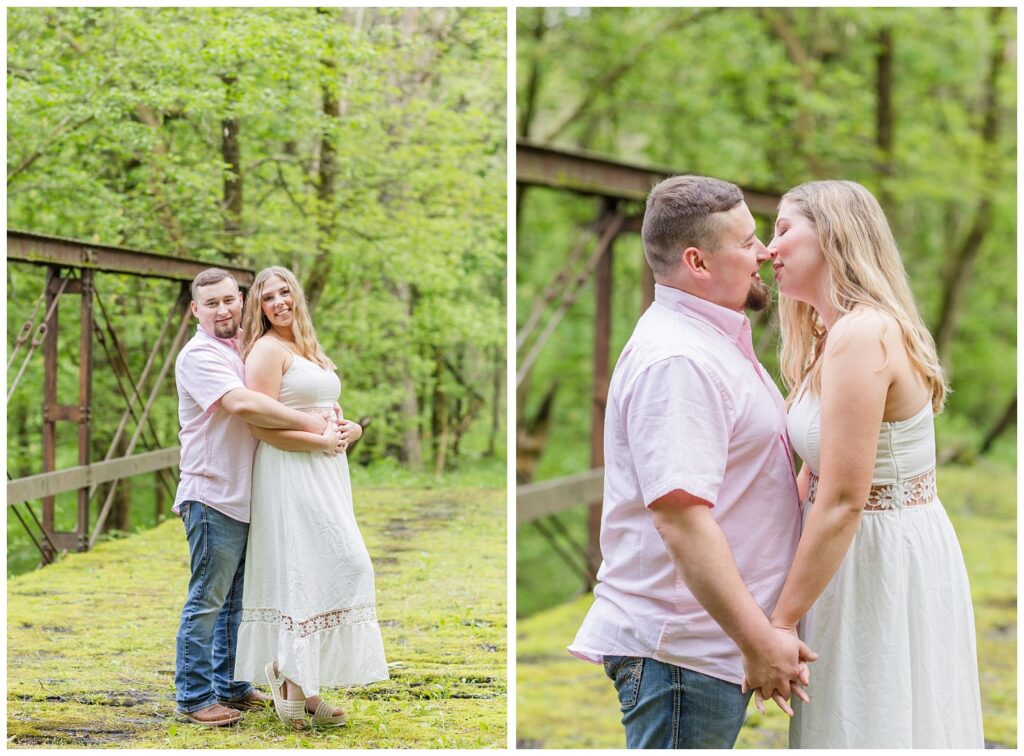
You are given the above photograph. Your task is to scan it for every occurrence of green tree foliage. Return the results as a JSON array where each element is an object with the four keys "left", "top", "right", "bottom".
[
  {"left": 517, "top": 7, "right": 1016, "bottom": 483},
  {"left": 7, "top": 7, "right": 506, "bottom": 491}
]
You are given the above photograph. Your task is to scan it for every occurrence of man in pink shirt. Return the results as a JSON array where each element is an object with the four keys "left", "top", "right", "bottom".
[
  {"left": 172, "top": 268, "right": 343, "bottom": 727},
  {"left": 569, "top": 176, "right": 815, "bottom": 748}
]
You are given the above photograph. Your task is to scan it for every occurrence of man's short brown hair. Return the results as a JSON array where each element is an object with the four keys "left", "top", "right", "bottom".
[
  {"left": 641, "top": 175, "right": 744, "bottom": 277},
  {"left": 190, "top": 268, "right": 238, "bottom": 301}
]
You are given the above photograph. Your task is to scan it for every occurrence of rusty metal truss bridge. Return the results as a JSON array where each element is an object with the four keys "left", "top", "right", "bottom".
[{"left": 7, "top": 230, "right": 253, "bottom": 566}]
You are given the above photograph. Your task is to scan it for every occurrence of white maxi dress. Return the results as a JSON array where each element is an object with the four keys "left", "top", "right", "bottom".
[
  {"left": 786, "top": 391, "right": 983, "bottom": 748},
  {"left": 235, "top": 354, "right": 389, "bottom": 696}
]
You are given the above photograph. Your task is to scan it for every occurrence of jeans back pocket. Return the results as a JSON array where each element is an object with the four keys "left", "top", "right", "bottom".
[{"left": 603, "top": 655, "right": 644, "bottom": 711}]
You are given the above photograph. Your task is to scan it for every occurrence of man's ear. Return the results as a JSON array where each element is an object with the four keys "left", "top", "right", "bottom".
[
  {"left": 681, "top": 246, "right": 710, "bottom": 279},
  {"left": 190, "top": 300, "right": 199, "bottom": 318}
]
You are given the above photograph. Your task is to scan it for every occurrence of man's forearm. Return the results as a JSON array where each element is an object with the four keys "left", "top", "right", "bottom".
[
  {"left": 223, "top": 389, "right": 322, "bottom": 432},
  {"left": 251, "top": 426, "right": 327, "bottom": 452}
]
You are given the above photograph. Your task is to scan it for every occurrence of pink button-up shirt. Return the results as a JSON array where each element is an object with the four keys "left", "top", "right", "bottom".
[
  {"left": 172, "top": 326, "right": 257, "bottom": 523},
  {"left": 569, "top": 285, "right": 801, "bottom": 685}
]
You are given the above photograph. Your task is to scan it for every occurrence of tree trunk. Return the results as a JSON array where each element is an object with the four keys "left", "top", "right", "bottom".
[
  {"left": 14, "top": 399, "right": 31, "bottom": 478},
  {"left": 515, "top": 9, "right": 546, "bottom": 233},
  {"left": 134, "top": 105, "right": 188, "bottom": 255},
  {"left": 933, "top": 8, "right": 1007, "bottom": 362},
  {"left": 760, "top": 8, "right": 824, "bottom": 177},
  {"left": 432, "top": 349, "right": 448, "bottom": 473},
  {"left": 221, "top": 74, "right": 243, "bottom": 262},
  {"left": 518, "top": 8, "right": 546, "bottom": 140},
  {"left": 486, "top": 343, "right": 503, "bottom": 458},
  {"left": 875, "top": 26, "right": 894, "bottom": 209},
  {"left": 395, "top": 280, "right": 423, "bottom": 471},
  {"left": 516, "top": 379, "right": 557, "bottom": 484},
  {"left": 101, "top": 434, "right": 132, "bottom": 533},
  {"left": 304, "top": 11, "right": 343, "bottom": 313},
  {"left": 979, "top": 392, "right": 1016, "bottom": 456}
]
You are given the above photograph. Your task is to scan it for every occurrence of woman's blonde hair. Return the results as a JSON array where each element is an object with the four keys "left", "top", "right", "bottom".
[
  {"left": 241, "top": 266, "right": 335, "bottom": 370},
  {"left": 777, "top": 180, "right": 947, "bottom": 412}
]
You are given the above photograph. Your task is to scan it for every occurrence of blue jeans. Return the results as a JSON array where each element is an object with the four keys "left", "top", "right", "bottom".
[
  {"left": 604, "top": 656, "right": 751, "bottom": 749},
  {"left": 174, "top": 501, "right": 253, "bottom": 713}
]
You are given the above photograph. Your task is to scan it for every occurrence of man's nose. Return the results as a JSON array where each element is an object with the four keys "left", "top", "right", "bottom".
[{"left": 755, "top": 239, "right": 771, "bottom": 263}]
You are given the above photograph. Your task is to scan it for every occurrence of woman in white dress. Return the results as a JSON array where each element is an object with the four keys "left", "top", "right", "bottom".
[
  {"left": 755, "top": 180, "right": 984, "bottom": 747},
  {"left": 234, "top": 266, "right": 389, "bottom": 729}
]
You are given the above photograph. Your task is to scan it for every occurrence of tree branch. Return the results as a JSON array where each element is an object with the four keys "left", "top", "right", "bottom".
[{"left": 543, "top": 9, "right": 715, "bottom": 143}]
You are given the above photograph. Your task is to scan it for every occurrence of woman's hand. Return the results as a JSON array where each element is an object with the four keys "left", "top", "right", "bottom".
[
  {"left": 339, "top": 419, "right": 362, "bottom": 449},
  {"left": 318, "top": 417, "right": 345, "bottom": 456}
]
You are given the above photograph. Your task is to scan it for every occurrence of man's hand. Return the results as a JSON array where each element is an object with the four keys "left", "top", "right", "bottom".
[{"left": 740, "top": 627, "right": 817, "bottom": 716}]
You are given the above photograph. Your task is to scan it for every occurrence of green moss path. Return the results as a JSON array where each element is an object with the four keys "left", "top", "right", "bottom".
[{"left": 8, "top": 487, "right": 507, "bottom": 748}]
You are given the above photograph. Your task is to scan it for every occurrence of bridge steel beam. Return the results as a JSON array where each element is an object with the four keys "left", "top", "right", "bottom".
[
  {"left": 516, "top": 139, "right": 781, "bottom": 216},
  {"left": 8, "top": 230, "right": 254, "bottom": 286}
]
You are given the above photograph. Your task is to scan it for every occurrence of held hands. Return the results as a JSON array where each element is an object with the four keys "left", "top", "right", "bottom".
[{"left": 741, "top": 624, "right": 817, "bottom": 717}]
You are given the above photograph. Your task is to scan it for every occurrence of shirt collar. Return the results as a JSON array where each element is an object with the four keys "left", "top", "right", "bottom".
[
  {"left": 654, "top": 284, "right": 748, "bottom": 342},
  {"left": 196, "top": 324, "right": 242, "bottom": 354}
]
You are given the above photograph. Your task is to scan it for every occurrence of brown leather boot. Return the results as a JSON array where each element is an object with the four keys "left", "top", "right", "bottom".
[
  {"left": 178, "top": 702, "right": 243, "bottom": 727},
  {"left": 220, "top": 690, "right": 272, "bottom": 711}
]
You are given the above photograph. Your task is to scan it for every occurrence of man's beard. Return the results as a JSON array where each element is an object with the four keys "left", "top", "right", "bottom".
[
  {"left": 745, "top": 279, "right": 770, "bottom": 312},
  {"left": 213, "top": 319, "right": 240, "bottom": 339}
]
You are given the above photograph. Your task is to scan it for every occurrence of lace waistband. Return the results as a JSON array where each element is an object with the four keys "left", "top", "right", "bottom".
[
  {"left": 807, "top": 468, "right": 936, "bottom": 511},
  {"left": 297, "top": 406, "right": 335, "bottom": 418}
]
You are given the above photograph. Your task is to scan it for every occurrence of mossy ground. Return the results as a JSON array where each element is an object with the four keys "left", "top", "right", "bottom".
[
  {"left": 8, "top": 487, "right": 507, "bottom": 748},
  {"left": 516, "top": 461, "right": 1015, "bottom": 748}
]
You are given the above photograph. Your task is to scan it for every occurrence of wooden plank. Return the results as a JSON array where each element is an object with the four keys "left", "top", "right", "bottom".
[
  {"left": 7, "top": 448, "right": 180, "bottom": 505},
  {"left": 516, "top": 468, "right": 604, "bottom": 526}
]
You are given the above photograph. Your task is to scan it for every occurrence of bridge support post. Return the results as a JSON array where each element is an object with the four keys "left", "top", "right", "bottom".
[
  {"left": 41, "top": 266, "right": 93, "bottom": 561},
  {"left": 587, "top": 198, "right": 619, "bottom": 588}
]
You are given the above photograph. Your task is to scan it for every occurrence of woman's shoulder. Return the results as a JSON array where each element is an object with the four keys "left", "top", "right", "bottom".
[
  {"left": 245, "top": 334, "right": 292, "bottom": 363},
  {"left": 825, "top": 307, "right": 900, "bottom": 363},
  {"left": 830, "top": 306, "right": 901, "bottom": 341}
]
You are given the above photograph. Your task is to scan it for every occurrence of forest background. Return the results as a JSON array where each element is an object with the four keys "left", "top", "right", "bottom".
[
  {"left": 6, "top": 7, "right": 507, "bottom": 576},
  {"left": 516, "top": 7, "right": 1015, "bottom": 747}
]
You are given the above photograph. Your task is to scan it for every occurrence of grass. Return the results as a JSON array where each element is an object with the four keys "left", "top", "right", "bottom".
[
  {"left": 8, "top": 486, "right": 507, "bottom": 748},
  {"left": 515, "top": 459, "right": 1016, "bottom": 748}
]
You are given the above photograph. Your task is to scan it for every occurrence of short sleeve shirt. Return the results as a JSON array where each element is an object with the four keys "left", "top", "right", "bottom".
[
  {"left": 172, "top": 326, "right": 257, "bottom": 523},
  {"left": 568, "top": 285, "right": 801, "bottom": 685}
]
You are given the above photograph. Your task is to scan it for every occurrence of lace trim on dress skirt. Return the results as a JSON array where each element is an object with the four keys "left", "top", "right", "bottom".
[{"left": 242, "top": 604, "right": 378, "bottom": 639}]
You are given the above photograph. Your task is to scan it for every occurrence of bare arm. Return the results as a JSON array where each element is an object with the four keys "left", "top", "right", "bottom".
[
  {"left": 795, "top": 463, "right": 811, "bottom": 503},
  {"left": 249, "top": 423, "right": 339, "bottom": 453},
  {"left": 220, "top": 386, "right": 325, "bottom": 433},
  {"left": 651, "top": 490, "right": 816, "bottom": 704},
  {"left": 772, "top": 312, "right": 890, "bottom": 631}
]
